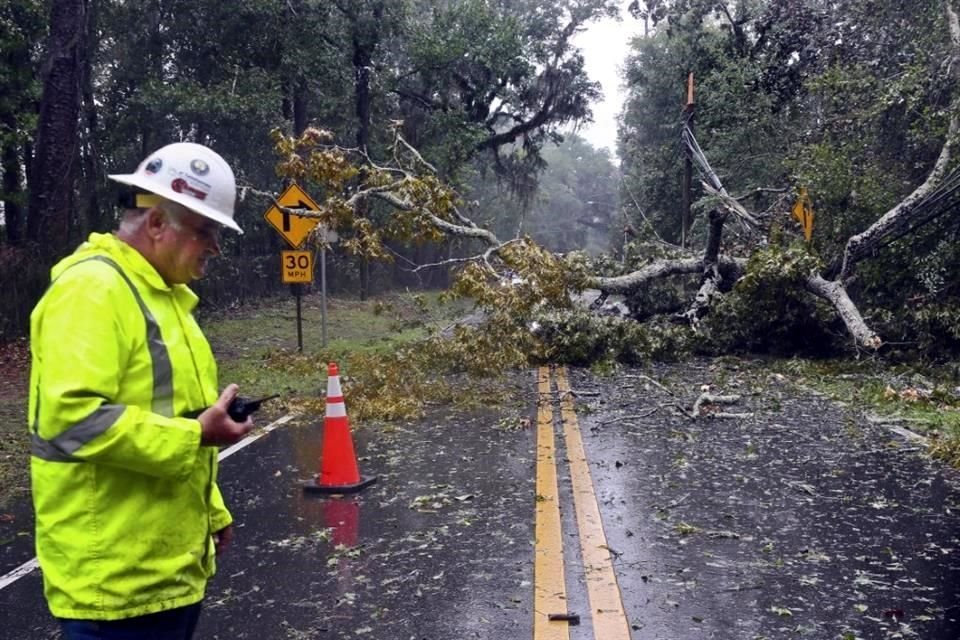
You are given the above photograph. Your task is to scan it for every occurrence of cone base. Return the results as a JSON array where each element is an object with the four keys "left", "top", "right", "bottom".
[{"left": 302, "top": 475, "right": 377, "bottom": 495}]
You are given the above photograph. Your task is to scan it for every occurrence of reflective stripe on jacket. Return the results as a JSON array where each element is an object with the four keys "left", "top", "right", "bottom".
[{"left": 29, "top": 232, "right": 232, "bottom": 620}]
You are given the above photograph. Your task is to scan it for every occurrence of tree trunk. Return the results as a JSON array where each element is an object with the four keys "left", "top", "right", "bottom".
[
  {"left": 680, "top": 209, "right": 728, "bottom": 325},
  {"left": 805, "top": 274, "right": 881, "bottom": 350},
  {"left": 589, "top": 255, "right": 746, "bottom": 294},
  {"left": 78, "top": 0, "right": 102, "bottom": 238},
  {"left": 293, "top": 74, "right": 309, "bottom": 137},
  {"left": 351, "top": 3, "right": 381, "bottom": 300},
  {"left": 28, "top": 0, "right": 86, "bottom": 255}
]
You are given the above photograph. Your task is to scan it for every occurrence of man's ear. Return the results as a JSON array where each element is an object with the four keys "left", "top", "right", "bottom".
[{"left": 143, "top": 206, "right": 169, "bottom": 240}]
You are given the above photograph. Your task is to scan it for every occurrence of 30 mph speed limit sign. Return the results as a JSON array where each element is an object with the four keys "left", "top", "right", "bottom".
[{"left": 281, "top": 250, "right": 314, "bottom": 284}]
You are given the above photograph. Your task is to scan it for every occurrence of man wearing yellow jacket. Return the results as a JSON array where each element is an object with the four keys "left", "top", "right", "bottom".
[{"left": 29, "top": 142, "right": 254, "bottom": 639}]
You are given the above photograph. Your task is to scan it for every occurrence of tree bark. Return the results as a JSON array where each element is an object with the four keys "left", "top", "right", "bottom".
[
  {"left": 589, "top": 255, "right": 746, "bottom": 294},
  {"left": 78, "top": 0, "right": 102, "bottom": 238},
  {"left": 349, "top": 1, "right": 383, "bottom": 301},
  {"left": 680, "top": 209, "right": 728, "bottom": 325},
  {"left": 28, "top": 0, "right": 86, "bottom": 255},
  {"left": 805, "top": 274, "right": 881, "bottom": 350}
]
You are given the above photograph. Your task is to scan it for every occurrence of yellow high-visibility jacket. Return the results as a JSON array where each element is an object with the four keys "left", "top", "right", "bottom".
[{"left": 29, "top": 232, "right": 232, "bottom": 620}]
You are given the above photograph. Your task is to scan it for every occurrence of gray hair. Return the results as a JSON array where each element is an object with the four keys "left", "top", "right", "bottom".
[
  {"left": 155, "top": 199, "right": 192, "bottom": 230},
  {"left": 118, "top": 198, "right": 191, "bottom": 233}
]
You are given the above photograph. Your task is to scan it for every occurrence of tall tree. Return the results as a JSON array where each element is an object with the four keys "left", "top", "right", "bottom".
[
  {"left": 396, "top": 0, "right": 619, "bottom": 189},
  {"left": 331, "top": 0, "right": 400, "bottom": 298},
  {"left": 28, "top": 0, "right": 86, "bottom": 253}
]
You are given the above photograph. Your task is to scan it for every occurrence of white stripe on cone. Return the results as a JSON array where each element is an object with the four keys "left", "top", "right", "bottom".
[
  {"left": 327, "top": 374, "right": 343, "bottom": 398},
  {"left": 326, "top": 371, "right": 347, "bottom": 417}
]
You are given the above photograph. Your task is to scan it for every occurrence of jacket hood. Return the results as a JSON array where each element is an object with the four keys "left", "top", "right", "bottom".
[{"left": 51, "top": 233, "right": 199, "bottom": 311}]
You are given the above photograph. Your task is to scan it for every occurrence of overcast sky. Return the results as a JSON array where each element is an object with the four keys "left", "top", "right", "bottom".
[{"left": 570, "top": 9, "right": 644, "bottom": 158}]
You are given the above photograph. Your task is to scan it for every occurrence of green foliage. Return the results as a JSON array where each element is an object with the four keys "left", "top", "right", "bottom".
[
  {"left": 620, "top": 0, "right": 950, "bottom": 243},
  {"left": 785, "top": 141, "right": 900, "bottom": 264},
  {"left": 855, "top": 220, "right": 960, "bottom": 360},
  {"left": 534, "top": 309, "right": 690, "bottom": 366},
  {"left": 617, "top": 0, "right": 960, "bottom": 360},
  {"left": 702, "top": 244, "right": 842, "bottom": 355},
  {"left": 400, "top": 0, "right": 619, "bottom": 191},
  {"left": 0, "top": 0, "right": 44, "bottom": 145},
  {"left": 619, "top": 31, "right": 695, "bottom": 244}
]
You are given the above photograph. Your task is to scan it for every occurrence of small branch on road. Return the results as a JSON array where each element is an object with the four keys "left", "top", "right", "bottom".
[
  {"left": 599, "top": 408, "right": 661, "bottom": 425},
  {"left": 625, "top": 374, "right": 676, "bottom": 397},
  {"left": 720, "top": 584, "right": 764, "bottom": 593},
  {"left": 691, "top": 393, "right": 741, "bottom": 418},
  {"left": 665, "top": 493, "right": 690, "bottom": 509},
  {"left": 562, "top": 389, "right": 601, "bottom": 399}
]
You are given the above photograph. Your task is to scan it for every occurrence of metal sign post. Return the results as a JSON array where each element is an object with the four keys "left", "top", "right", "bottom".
[
  {"left": 318, "top": 226, "right": 338, "bottom": 348},
  {"left": 293, "top": 284, "right": 303, "bottom": 352},
  {"left": 281, "top": 250, "right": 314, "bottom": 352},
  {"left": 321, "top": 244, "right": 327, "bottom": 347}
]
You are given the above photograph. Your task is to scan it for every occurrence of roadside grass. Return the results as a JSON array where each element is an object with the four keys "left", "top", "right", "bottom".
[
  {"left": 0, "top": 338, "right": 29, "bottom": 508},
  {"left": 202, "top": 289, "right": 518, "bottom": 425},
  {"left": 767, "top": 357, "right": 960, "bottom": 463},
  {"left": 199, "top": 290, "right": 470, "bottom": 402}
]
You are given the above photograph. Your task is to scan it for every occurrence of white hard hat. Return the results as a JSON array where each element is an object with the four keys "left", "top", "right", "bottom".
[{"left": 109, "top": 142, "right": 243, "bottom": 233}]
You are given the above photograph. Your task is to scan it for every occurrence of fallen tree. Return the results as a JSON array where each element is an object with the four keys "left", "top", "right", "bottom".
[
  {"left": 242, "top": 2, "right": 960, "bottom": 361},
  {"left": 588, "top": 0, "right": 960, "bottom": 352}
]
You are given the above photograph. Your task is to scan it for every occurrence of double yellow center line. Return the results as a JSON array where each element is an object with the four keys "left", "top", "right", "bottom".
[{"left": 534, "top": 366, "right": 632, "bottom": 640}]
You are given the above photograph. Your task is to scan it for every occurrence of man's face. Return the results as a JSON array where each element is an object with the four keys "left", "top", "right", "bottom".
[{"left": 158, "top": 209, "right": 222, "bottom": 284}]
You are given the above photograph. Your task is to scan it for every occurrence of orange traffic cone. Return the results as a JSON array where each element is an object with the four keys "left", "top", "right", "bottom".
[{"left": 303, "top": 362, "right": 377, "bottom": 494}]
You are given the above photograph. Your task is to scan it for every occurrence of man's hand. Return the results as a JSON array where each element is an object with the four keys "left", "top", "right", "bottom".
[
  {"left": 198, "top": 384, "right": 254, "bottom": 446},
  {"left": 213, "top": 524, "right": 233, "bottom": 556}
]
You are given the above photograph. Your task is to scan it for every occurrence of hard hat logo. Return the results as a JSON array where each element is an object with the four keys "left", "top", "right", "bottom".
[
  {"left": 107, "top": 142, "right": 243, "bottom": 234},
  {"left": 171, "top": 178, "right": 209, "bottom": 201},
  {"left": 189, "top": 159, "right": 209, "bottom": 176}
]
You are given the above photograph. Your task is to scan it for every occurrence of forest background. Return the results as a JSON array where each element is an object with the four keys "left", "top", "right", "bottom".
[{"left": 1, "top": 0, "right": 960, "bottom": 366}]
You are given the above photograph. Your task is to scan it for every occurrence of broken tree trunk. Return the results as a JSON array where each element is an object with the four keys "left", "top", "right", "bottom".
[
  {"left": 588, "top": 255, "right": 746, "bottom": 294},
  {"left": 679, "top": 209, "right": 728, "bottom": 326}
]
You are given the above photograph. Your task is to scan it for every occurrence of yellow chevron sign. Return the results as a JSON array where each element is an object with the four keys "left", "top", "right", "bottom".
[
  {"left": 791, "top": 186, "right": 814, "bottom": 242},
  {"left": 263, "top": 183, "right": 321, "bottom": 248}
]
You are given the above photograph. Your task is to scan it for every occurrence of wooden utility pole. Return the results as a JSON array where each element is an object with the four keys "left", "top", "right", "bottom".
[{"left": 682, "top": 72, "right": 695, "bottom": 249}]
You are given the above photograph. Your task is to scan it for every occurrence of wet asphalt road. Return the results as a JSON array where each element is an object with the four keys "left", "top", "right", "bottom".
[
  {"left": 2, "top": 360, "right": 960, "bottom": 639},
  {"left": 0, "top": 373, "right": 540, "bottom": 639},
  {"left": 567, "top": 361, "right": 960, "bottom": 639}
]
